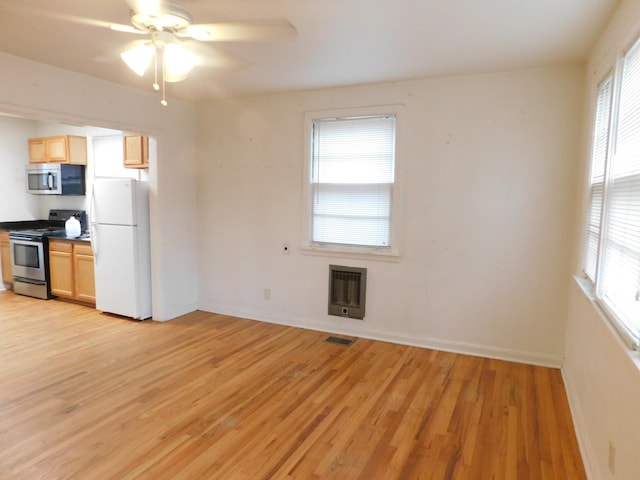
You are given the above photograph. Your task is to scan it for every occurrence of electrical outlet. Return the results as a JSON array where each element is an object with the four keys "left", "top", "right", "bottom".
[
  {"left": 282, "top": 242, "right": 290, "bottom": 255},
  {"left": 264, "top": 288, "right": 271, "bottom": 300},
  {"left": 608, "top": 441, "right": 616, "bottom": 474}
]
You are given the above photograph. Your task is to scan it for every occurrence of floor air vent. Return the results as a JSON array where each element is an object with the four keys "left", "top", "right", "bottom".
[
  {"left": 328, "top": 265, "right": 367, "bottom": 320},
  {"left": 325, "top": 336, "right": 355, "bottom": 346}
]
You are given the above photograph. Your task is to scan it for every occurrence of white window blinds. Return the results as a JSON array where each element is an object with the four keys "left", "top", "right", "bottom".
[
  {"left": 310, "top": 115, "right": 396, "bottom": 248},
  {"left": 595, "top": 40, "right": 640, "bottom": 348},
  {"left": 584, "top": 76, "right": 612, "bottom": 281}
]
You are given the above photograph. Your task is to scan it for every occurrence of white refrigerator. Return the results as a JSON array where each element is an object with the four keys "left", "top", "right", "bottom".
[{"left": 90, "top": 178, "right": 152, "bottom": 320}]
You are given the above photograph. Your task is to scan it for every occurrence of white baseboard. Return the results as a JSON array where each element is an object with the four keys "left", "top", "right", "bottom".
[
  {"left": 561, "top": 365, "right": 599, "bottom": 480},
  {"left": 197, "top": 303, "right": 563, "bottom": 368}
]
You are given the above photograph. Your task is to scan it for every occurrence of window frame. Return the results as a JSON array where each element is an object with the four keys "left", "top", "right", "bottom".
[
  {"left": 301, "top": 105, "right": 403, "bottom": 260},
  {"left": 583, "top": 73, "right": 613, "bottom": 284},
  {"left": 583, "top": 38, "right": 640, "bottom": 350}
]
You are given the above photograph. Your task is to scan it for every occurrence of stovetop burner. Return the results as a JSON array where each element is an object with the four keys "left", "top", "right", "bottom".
[
  {"left": 37, "top": 227, "right": 65, "bottom": 232},
  {"left": 8, "top": 209, "right": 87, "bottom": 240},
  {"left": 10, "top": 228, "right": 67, "bottom": 239}
]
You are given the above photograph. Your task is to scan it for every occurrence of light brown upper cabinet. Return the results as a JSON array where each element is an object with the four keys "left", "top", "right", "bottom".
[
  {"left": 123, "top": 133, "right": 149, "bottom": 169},
  {"left": 28, "top": 135, "right": 88, "bottom": 165}
]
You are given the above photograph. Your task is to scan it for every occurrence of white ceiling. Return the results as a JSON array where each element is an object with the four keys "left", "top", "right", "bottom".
[{"left": 0, "top": 0, "right": 621, "bottom": 102}]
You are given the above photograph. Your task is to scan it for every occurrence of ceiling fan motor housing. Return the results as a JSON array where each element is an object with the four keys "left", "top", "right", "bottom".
[{"left": 130, "top": 3, "right": 194, "bottom": 32}]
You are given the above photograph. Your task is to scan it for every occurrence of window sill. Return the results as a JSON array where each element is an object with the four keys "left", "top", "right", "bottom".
[
  {"left": 574, "top": 275, "right": 596, "bottom": 301},
  {"left": 300, "top": 244, "right": 401, "bottom": 262},
  {"left": 573, "top": 275, "right": 639, "bottom": 351}
]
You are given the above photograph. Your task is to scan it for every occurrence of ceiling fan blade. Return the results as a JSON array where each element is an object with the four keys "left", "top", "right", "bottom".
[
  {"left": 0, "top": 4, "right": 114, "bottom": 30},
  {"left": 182, "top": 19, "right": 297, "bottom": 42},
  {"left": 109, "top": 23, "right": 146, "bottom": 35}
]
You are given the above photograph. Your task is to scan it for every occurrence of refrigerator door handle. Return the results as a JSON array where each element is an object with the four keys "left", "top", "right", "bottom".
[
  {"left": 90, "top": 224, "right": 98, "bottom": 260},
  {"left": 89, "top": 185, "right": 95, "bottom": 228},
  {"left": 90, "top": 186, "right": 97, "bottom": 260}
]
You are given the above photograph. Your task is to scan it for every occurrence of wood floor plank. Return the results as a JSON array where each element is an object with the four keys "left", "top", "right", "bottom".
[{"left": 0, "top": 291, "right": 586, "bottom": 479}]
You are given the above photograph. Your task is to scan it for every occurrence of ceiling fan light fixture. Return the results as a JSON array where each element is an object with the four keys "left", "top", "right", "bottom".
[
  {"left": 116, "top": 2, "right": 295, "bottom": 105},
  {"left": 163, "top": 43, "right": 196, "bottom": 82},
  {"left": 120, "top": 42, "right": 155, "bottom": 76}
]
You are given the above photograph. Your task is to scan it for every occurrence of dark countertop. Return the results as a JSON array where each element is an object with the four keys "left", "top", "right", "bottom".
[
  {"left": 0, "top": 221, "right": 91, "bottom": 242},
  {"left": 0, "top": 220, "right": 50, "bottom": 231},
  {"left": 54, "top": 235, "right": 91, "bottom": 243}
]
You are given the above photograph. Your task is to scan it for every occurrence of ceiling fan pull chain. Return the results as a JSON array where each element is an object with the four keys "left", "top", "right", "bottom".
[
  {"left": 153, "top": 46, "right": 160, "bottom": 92},
  {"left": 161, "top": 52, "right": 168, "bottom": 106}
]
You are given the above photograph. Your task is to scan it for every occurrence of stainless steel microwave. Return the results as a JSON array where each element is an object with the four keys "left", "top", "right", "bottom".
[{"left": 26, "top": 164, "right": 86, "bottom": 195}]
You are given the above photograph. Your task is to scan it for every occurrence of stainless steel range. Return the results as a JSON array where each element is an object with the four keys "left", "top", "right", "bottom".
[{"left": 9, "top": 209, "right": 87, "bottom": 299}]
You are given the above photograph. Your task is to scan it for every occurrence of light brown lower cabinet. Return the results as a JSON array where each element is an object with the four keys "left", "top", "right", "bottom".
[
  {"left": 0, "top": 231, "right": 12, "bottom": 286},
  {"left": 49, "top": 240, "right": 95, "bottom": 304}
]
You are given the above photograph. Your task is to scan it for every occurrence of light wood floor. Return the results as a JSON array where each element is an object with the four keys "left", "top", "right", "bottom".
[{"left": 0, "top": 291, "right": 585, "bottom": 479}]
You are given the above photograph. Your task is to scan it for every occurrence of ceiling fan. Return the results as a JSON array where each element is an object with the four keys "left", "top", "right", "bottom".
[
  {"left": 0, "top": 1, "right": 296, "bottom": 105},
  {"left": 110, "top": 1, "right": 297, "bottom": 105},
  {"left": 103, "top": 1, "right": 297, "bottom": 105}
]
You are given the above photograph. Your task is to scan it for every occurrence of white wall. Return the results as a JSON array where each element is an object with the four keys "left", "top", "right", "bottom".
[
  {"left": 0, "top": 53, "right": 199, "bottom": 321},
  {"left": 197, "top": 64, "right": 584, "bottom": 366},
  {"left": 564, "top": 281, "right": 640, "bottom": 480},
  {"left": 0, "top": 114, "right": 40, "bottom": 289},
  {"left": 0, "top": 115, "right": 40, "bottom": 221},
  {"left": 563, "top": 0, "right": 640, "bottom": 478}
]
